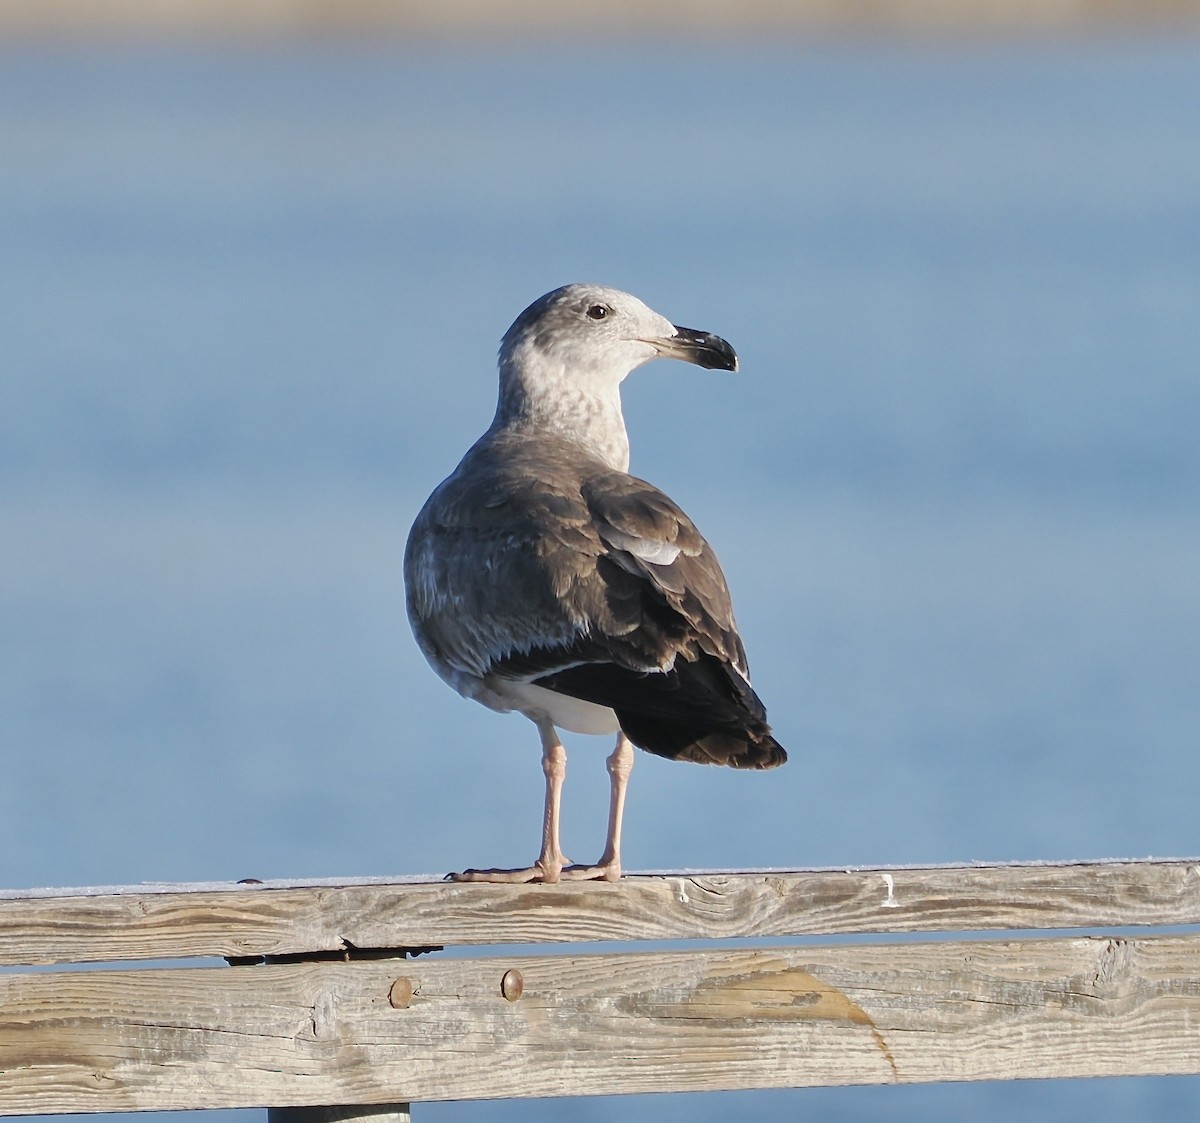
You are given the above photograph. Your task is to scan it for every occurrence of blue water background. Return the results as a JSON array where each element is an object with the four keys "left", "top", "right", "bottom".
[{"left": 2, "top": 39, "right": 1199, "bottom": 1121}]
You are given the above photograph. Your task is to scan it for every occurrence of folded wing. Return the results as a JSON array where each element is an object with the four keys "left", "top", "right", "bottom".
[{"left": 405, "top": 440, "right": 786, "bottom": 770}]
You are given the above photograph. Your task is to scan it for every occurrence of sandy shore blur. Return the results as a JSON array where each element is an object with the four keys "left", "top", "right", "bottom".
[{"left": 2, "top": 0, "right": 1198, "bottom": 41}]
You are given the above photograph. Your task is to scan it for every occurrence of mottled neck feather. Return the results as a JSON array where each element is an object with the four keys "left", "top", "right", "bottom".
[{"left": 493, "top": 355, "right": 631, "bottom": 472}]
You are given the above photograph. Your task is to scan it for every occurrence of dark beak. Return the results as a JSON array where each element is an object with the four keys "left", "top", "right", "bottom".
[{"left": 656, "top": 324, "right": 739, "bottom": 372}]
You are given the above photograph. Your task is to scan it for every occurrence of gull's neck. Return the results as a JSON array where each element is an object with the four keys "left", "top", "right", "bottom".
[{"left": 492, "top": 353, "right": 631, "bottom": 472}]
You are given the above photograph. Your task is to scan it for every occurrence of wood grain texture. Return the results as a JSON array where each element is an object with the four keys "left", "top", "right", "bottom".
[
  {"left": 2, "top": 934, "right": 1199, "bottom": 1113},
  {"left": 2, "top": 861, "right": 1199, "bottom": 966}
]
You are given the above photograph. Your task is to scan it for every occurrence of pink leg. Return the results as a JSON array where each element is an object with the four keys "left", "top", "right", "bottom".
[
  {"left": 561, "top": 732, "right": 634, "bottom": 882},
  {"left": 452, "top": 718, "right": 572, "bottom": 884}
]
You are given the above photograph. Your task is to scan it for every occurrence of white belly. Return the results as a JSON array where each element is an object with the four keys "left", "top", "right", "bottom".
[{"left": 491, "top": 680, "right": 621, "bottom": 736}]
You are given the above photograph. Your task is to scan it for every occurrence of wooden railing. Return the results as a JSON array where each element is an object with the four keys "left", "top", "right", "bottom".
[{"left": 2, "top": 859, "right": 1199, "bottom": 1117}]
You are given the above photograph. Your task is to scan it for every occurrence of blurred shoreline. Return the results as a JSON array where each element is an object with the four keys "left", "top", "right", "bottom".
[{"left": 2, "top": 0, "right": 1199, "bottom": 42}]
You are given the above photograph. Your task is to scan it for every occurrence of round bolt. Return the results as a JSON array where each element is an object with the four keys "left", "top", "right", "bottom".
[
  {"left": 500, "top": 968, "right": 524, "bottom": 1002},
  {"left": 388, "top": 977, "right": 414, "bottom": 1009}
]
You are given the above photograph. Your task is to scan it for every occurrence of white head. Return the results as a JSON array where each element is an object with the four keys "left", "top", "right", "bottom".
[{"left": 493, "top": 283, "right": 738, "bottom": 469}]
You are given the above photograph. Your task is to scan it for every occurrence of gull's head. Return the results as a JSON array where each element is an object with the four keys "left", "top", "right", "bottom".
[{"left": 499, "top": 283, "right": 738, "bottom": 391}]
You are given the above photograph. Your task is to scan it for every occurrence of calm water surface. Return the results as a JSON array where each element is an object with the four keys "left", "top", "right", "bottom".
[{"left": 2, "top": 40, "right": 1198, "bottom": 1123}]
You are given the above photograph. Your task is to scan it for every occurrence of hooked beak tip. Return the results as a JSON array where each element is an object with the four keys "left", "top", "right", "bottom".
[{"left": 656, "top": 325, "right": 739, "bottom": 372}]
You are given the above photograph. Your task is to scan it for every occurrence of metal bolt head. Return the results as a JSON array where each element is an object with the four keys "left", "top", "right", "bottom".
[
  {"left": 388, "top": 977, "right": 414, "bottom": 1009},
  {"left": 500, "top": 968, "right": 524, "bottom": 1001}
]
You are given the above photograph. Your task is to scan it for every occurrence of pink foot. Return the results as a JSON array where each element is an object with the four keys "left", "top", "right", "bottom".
[
  {"left": 559, "top": 860, "right": 622, "bottom": 882},
  {"left": 449, "top": 854, "right": 573, "bottom": 884}
]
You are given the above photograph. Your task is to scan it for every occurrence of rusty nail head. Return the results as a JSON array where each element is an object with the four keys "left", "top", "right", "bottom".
[
  {"left": 389, "top": 977, "right": 414, "bottom": 1009},
  {"left": 500, "top": 969, "right": 524, "bottom": 1001}
]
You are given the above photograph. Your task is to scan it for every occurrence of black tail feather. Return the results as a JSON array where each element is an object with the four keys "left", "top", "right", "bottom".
[{"left": 535, "top": 655, "right": 787, "bottom": 770}]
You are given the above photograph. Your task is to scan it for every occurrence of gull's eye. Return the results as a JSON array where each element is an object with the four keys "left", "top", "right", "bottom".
[{"left": 586, "top": 304, "right": 610, "bottom": 321}]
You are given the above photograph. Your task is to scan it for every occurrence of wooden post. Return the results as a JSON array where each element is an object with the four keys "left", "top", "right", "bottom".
[{"left": 263, "top": 950, "right": 418, "bottom": 1123}]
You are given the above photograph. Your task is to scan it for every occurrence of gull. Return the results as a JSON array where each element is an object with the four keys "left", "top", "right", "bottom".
[{"left": 404, "top": 284, "right": 785, "bottom": 883}]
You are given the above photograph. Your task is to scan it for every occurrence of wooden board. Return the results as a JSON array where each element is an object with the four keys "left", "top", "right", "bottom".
[
  {"left": 2, "top": 861, "right": 1199, "bottom": 966},
  {"left": 2, "top": 933, "right": 1199, "bottom": 1113}
]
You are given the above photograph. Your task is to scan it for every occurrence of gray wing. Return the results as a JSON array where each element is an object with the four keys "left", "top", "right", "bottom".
[
  {"left": 404, "top": 441, "right": 611, "bottom": 682},
  {"left": 578, "top": 470, "right": 750, "bottom": 678},
  {"left": 540, "top": 471, "right": 785, "bottom": 768},
  {"left": 404, "top": 440, "right": 784, "bottom": 769}
]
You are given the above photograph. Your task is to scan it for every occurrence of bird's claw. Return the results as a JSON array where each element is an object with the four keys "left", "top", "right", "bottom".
[{"left": 446, "top": 857, "right": 620, "bottom": 884}]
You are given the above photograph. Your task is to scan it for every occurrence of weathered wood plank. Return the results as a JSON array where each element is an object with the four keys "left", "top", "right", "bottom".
[
  {"left": 1, "top": 861, "right": 1198, "bottom": 966},
  {"left": 2, "top": 934, "right": 1199, "bottom": 1113}
]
